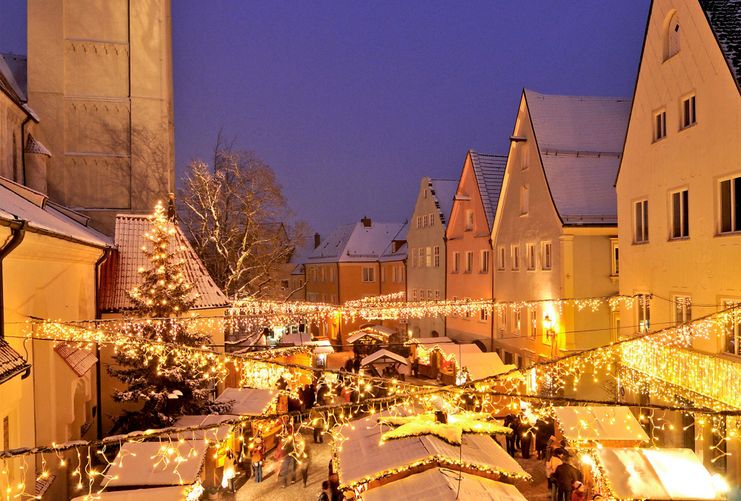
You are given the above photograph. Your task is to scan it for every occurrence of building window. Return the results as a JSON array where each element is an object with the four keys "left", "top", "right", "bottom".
[
  {"left": 429, "top": 213, "right": 435, "bottom": 226},
  {"left": 425, "top": 247, "right": 432, "bottom": 267},
  {"left": 610, "top": 238, "right": 619, "bottom": 276},
  {"left": 511, "top": 245, "right": 520, "bottom": 270},
  {"left": 427, "top": 289, "right": 433, "bottom": 300},
  {"left": 674, "top": 296, "right": 692, "bottom": 325},
  {"left": 521, "top": 147, "right": 529, "bottom": 170},
  {"left": 722, "top": 299, "right": 741, "bottom": 356},
  {"left": 399, "top": 266, "right": 404, "bottom": 282},
  {"left": 310, "top": 267, "right": 317, "bottom": 282},
  {"left": 720, "top": 176, "right": 741, "bottom": 233},
  {"left": 416, "top": 216, "right": 422, "bottom": 229},
  {"left": 465, "top": 210, "right": 474, "bottom": 231},
  {"left": 520, "top": 185, "right": 529, "bottom": 215},
  {"left": 381, "top": 267, "right": 386, "bottom": 283},
  {"left": 497, "top": 246, "right": 506, "bottom": 270},
  {"left": 663, "top": 11, "right": 680, "bottom": 61},
  {"left": 464, "top": 251, "right": 473, "bottom": 273},
  {"left": 497, "top": 308, "right": 507, "bottom": 337},
  {"left": 452, "top": 252, "right": 460, "bottom": 273},
  {"left": 391, "top": 266, "right": 397, "bottom": 283},
  {"left": 480, "top": 250, "right": 490, "bottom": 273},
  {"left": 541, "top": 242, "right": 552, "bottom": 270},
  {"left": 412, "top": 289, "right": 417, "bottom": 301},
  {"left": 634, "top": 199, "right": 649, "bottom": 243},
  {"left": 423, "top": 188, "right": 428, "bottom": 199},
  {"left": 529, "top": 308, "right": 537, "bottom": 339},
  {"left": 526, "top": 243, "right": 536, "bottom": 270},
  {"left": 464, "top": 298, "right": 472, "bottom": 319},
  {"left": 480, "top": 307, "right": 489, "bottom": 322},
  {"left": 670, "top": 189, "right": 689, "bottom": 239},
  {"left": 514, "top": 309, "right": 521, "bottom": 336},
  {"left": 362, "top": 266, "right": 375, "bottom": 282},
  {"left": 435, "top": 290, "right": 440, "bottom": 300},
  {"left": 433, "top": 246, "right": 440, "bottom": 267},
  {"left": 637, "top": 294, "right": 651, "bottom": 333},
  {"left": 654, "top": 110, "right": 667, "bottom": 141},
  {"left": 681, "top": 95, "right": 696, "bottom": 128}
]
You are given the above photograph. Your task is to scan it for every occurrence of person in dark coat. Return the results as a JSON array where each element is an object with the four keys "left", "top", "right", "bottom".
[
  {"left": 503, "top": 414, "right": 517, "bottom": 457},
  {"left": 553, "top": 454, "right": 583, "bottom": 501},
  {"left": 535, "top": 418, "right": 550, "bottom": 460},
  {"left": 520, "top": 416, "right": 534, "bottom": 459},
  {"left": 352, "top": 355, "right": 361, "bottom": 373}
]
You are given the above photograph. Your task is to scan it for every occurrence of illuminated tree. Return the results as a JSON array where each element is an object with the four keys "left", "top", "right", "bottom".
[{"left": 108, "top": 200, "right": 230, "bottom": 433}]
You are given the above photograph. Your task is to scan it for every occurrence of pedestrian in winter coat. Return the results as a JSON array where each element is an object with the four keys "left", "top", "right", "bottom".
[
  {"left": 553, "top": 455, "right": 583, "bottom": 501},
  {"left": 503, "top": 414, "right": 517, "bottom": 457},
  {"left": 318, "top": 480, "right": 331, "bottom": 501},
  {"left": 546, "top": 448, "right": 564, "bottom": 500},
  {"left": 251, "top": 437, "right": 265, "bottom": 483}
]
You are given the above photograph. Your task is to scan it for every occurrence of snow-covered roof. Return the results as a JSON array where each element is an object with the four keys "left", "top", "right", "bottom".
[
  {"left": 172, "top": 414, "right": 235, "bottom": 442},
  {"left": 554, "top": 406, "right": 649, "bottom": 443},
  {"left": 0, "top": 177, "right": 110, "bottom": 249},
  {"left": 524, "top": 90, "right": 630, "bottom": 225},
  {"left": 456, "top": 352, "right": 518, "bottom": 382},
  {"left": 407, "top": 336, "right": 453, "bottom": 345},
  {"left": 596, "top": 447, "right": 722, "bottom": 500},
  {"left": 346, "top": 325, "right": 396, "bottom": 344},
  {"left": 379, "top": 223, "right": 408, "bottom": 262},
  {"left": 361, "top": 349, "right": 409, "bottom": 367},
  {"left": 216, "top": 387, "right": 276, "bottom": 416},
  {"left": 429, "top": 179, "right": 458, "bottom": 228},
  {"left": 308, "top": 220, "right": 404, "bottom": 263},
  {"left": 280, "top": 333, "right": 334, "bottom": 354},
  {"left": 336, "top": 409, "right": 528, "bottom": 487},
  {"left": 71, "top": 486, "right": 197, "bottom": 501},
  {"left": 98, "top": 214, "right": 229, "bottom": 312},
  {"left": 700, "top": 0, "right": 741, "bottom": 91},
  {"left": 0, "top": 339, "right": 30, "bottom": 385},
  {"left": 105, "top": 441, "right": 207, "bottom": 488},
  {"left": 363, "top": 467, "right": 527, "bottom": 501},
  {"left": 469, "top": 151, "right": 507, "bottom": 231}
]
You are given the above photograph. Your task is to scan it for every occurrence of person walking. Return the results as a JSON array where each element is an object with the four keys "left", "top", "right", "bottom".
[
  {"left": 298, "top": 439, "right": 311, "bottom": 487},
  {"left": 503, "top": 414, "right": 517, "bottom": 457},
  {"left": 553, "top": 453, "right": 583, "bottom": 501},
  {"left": 318, "top": 480, "right": 331, "bottom": 501},
  {"left": 278, "top": 434, "right": 298, "bottom": 487},
  {"left": 545, "top": 448, "right": 564, "bottom": 501},
  {"left": 251, "top": 437, "right": 265, "bottom": 483}
]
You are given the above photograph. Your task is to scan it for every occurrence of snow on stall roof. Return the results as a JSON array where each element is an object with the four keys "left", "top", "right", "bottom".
[
  {"left": 105, "top": 441, "right": 207, "bottom": 487},
  {"left": 71, "top": 486, "right": 195, "bottom": 501},
  {"left": 457, "top": 352, "right": 518, "bottom": 382},
  {"left": 597, "top": 448, "right": 721, "bottom": 500},
  {"left": 407, "top": 336, "right": 453, "bottom": 345},
  {"left": 98, "top": 214, "right": 228, "bottom": 312},
  {"left": 172, "top": 414, "right": 234, "bottom": 442},
  {"left": 363, "top": 467, "right": 527, "bottom": 501},
  {"left": 336, "top": 409, "right": 528, "bottom": 487},
  {"left": 554, "top": 406, "right": 649, "bottom": 443},
  {"left": 469, "top": 152, "right": 507, "bottom": 231},
  {"left": 361, "top": 349, "right": 409, "bottom": 367},
  {"left": 346, "top": 325, "right": 396, "bottom": 344},
  {"left": 216, "top": 387, "right": 277, "bottom": 416},
  {"left": 308, "top": 220, "right": 404, "bottom": 263},
  {"left": 429, "top": 179, "right": 458, "bottom": 228}
]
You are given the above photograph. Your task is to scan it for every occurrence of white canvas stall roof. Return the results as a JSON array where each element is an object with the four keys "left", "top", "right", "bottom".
[
  {"left": 597, "top": 448, "right": 722, "bottom": 500},
  {"left": 105, "top": 441, "right": 207, "bottom": 488},
  {"left": 71, "top": 485, "right": 195, "bottom": 501},
  {"left": 361, "top": 349, "right": 409, "bottom": 367},
  {"left": 281, "top": 333, "right": 334, "bottom": 354},
  {"left": 407, "top": 336, "right": 453, "bottom": 345},
  {"left": 431, "top": 343, "right": 482, "bottom": 360},
  {"left": 363, "top": 467, "right": 527, "bottom": 501},
  {"left": 216, "top": 387, "right": 276, "bottom": 416},
  {"left": 336, "top": 410, "right": 528, "bottom": 487},
  {"left": 172, "top": 414, "right": 234, "bottom": 442},
  {"left": 456, "top": 352, "right": 518, "bottom": 382},
  {"left": 347, "top": 325, "right": 395, "bottom": 344},
  {"left": 553, "top": 406, "right": 649, "bottom": 443}
]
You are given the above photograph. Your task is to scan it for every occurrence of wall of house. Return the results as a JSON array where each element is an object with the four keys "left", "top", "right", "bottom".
[
  {"left": 446, "top": 155, "right": 493, "bottom": 346},
  {"left": 616, "top": 0, "right": 741, "bottom": 480},
  {"left": 1, "top": 230, "right": 103, "bottom": 500},
  {"left": 407, "top": 178, "right": 447, "bottom": 339}
]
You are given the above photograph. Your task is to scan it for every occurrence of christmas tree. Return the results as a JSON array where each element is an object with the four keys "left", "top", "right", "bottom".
[{"left": 108, "top": 199, "right": 231, "bottom": 432}]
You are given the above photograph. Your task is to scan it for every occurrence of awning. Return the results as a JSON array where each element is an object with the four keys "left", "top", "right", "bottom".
[
  {"left": 71, "top": 485, "right": 198, "bottom": 501},
  {"left": 172, "top": 414, "right": 235, "bottom": 442},
  {"left": 361, "top": 349, "right": 409, "bottom": 367},
  {"left": 215, "top": 387, "right": 277, "bottom": 416},
  {"left": 105, "top": 441, "right": 207, "bottom": 488},
  {"left": 553, "top": 406, "right": 649, "bottom": 444}
]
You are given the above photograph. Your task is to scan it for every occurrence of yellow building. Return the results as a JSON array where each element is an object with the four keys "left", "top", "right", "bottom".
[
  {"left": 406, "top": 177, "right": 457, "bottom": 339},
  {"left": 491, "top": 90, "right": 628, "bottom": 367},
  {"left": 0, "top": 177, "right": 111, "bottom": 499},
  {"left": 26, "top": 0, "right": 175, "bottom": 234},
  {"left": 615, "top": 0, "right": 741, "bottom": 480},
  {"left": 445, "top": 151, "right": 506, "bottom": 350}
]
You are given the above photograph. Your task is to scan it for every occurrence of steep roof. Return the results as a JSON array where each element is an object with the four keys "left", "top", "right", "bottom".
[
  {"left": 0, "top": 53, "right": 26, "bottom": 105},
  {"left": 428, "top": 179, "right": 457, "bottom": 228},
  {"left": 307, "top": 220, "right": 404, "bottom": 263},
  {"left": 469, "top": 151, "right": 507, "bottom": 230},
  {"left": 699, "top": 0, "right": 741, "bottom": 91},
  {"left": 0, "top": 339, "right": 30, "bottom": 385},
  {"left": 98, "top": 214, "right": 229, "bottom": 312},
  {"left": 379, "top": 222, "right": 408, "bottom": 262},
  {"left": 525, "top": 89, "right": 631, "bottom": 225},
  {"left": 0, "top": 177, "right": 110, "bottom": 248}
]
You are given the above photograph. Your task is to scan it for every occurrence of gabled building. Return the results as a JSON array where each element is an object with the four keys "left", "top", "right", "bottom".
[
  {"left": 305, "top": 218, "right": 404, "bottom": 345},
  {"left": 445, "top": 151, "right": 506, "bottom": 349},
  {"left": 406, "top": 177, "right": 457, "bottom": 339},
  {"left": 491, "top": 90, "right": 629, "bottom": 367},
  {"left": 615, "top": 0, "right": 741, "bottom": 480}
]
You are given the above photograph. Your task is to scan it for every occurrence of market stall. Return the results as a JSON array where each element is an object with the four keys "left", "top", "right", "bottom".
[
  {"left": 71, "top": 485, "right": 202, "bottom": 501},
  {"left": 553, "top": 406, "right": 649, "bottom": 447},
  {"left": 362, "top": 467, "right": 527, "bottom": 501},
  {"left": 281, "top": 332, "right": 334, "bottom": 367},
  {"left": 361, "top": 349, "right": 410, "bottom": 377},
  {"left": 413, "top": 342, "right": 479, "bottom": 379},
  {"left": 347, "top": 325, "right": 396, "bottom": 356},
  {"left": 216, "top": 387, "right": 284, "bottom": 451},
  {"left": 105, "top": 441, "right": 208, "bottom": 490},
  {"left": 594, "top": 447, "right": 724, "bottom": 500}
]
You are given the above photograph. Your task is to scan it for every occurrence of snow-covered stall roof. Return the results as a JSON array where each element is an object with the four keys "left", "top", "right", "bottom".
[
  {"left": 105, "top": 441, "right": 208, "bottom": 488},
  {"left": 71, "top": 485, "right": 197, "bottom": 501},
  {"left": 216, "top": 387, "right": 276, "bottom": 416},
  {"left": 363, "top": 467, "right": 527, "bottom": 501},
  {"left": 596, "top": 448, "right": 723, "bottom": 500},
  {"left": 347, "top": 325, "right": 396, "bottom": 344},
  {"left": 426, "top": 343, "right": 482, "bottom": 360},
  {"left": 361, "top": 349, "right": 409, "bottom": 367},
  {"left": 281, "top": 333, "right": 334, "bottom": 355},
  {"left": 407, "top": 336, "right": 453, "bottom": 345},
  {"left": 553, "top": 406, "right": 649, "bottom": 443},
  {"left": 172, "top": 414, "right": 234, "bottom": 442},
  {"left": 456, "top": 352, "right": 518, "bottom": 382},
  {"left": 336, "top": 410, "right": 528, "bottom": 488}
]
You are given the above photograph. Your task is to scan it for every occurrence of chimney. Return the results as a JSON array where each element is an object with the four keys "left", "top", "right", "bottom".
[
  {"left": 361, "top": 216, "right": 372, "bottom": 228},
  {"left": 314, "top": 232, "right": 321, "bottom": 249}
]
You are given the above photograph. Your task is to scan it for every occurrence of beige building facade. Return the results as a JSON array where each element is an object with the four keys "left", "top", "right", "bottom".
[
  {"left": 27, "top": 0, "right": 175, "bottom": 235},
  {"left": 406, "top": 177, "right": 456, "bottom": 339},
  {"left": 491, "top": 90, "right": 628, "bottom": 367},
  {"left": 616, "top": 0, "right": 741, "bottom": 480}
]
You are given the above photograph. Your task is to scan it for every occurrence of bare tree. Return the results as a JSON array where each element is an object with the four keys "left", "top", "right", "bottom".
[{"left": 178, "top": 138, "right": 307, "bottom": 299}]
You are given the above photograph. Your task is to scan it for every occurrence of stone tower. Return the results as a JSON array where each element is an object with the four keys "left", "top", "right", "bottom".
[{"left": 27, "top": 0, "right": 175, "bottom": 235}]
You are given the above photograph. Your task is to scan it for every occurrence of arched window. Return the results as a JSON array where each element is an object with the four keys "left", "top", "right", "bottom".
[{"left": 664, "top": 11, "right": 680, "bottom": 61}]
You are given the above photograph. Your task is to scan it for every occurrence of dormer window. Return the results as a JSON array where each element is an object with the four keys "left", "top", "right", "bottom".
[{"left": 663, "top": 12, "right": 680, "bottom": 61}]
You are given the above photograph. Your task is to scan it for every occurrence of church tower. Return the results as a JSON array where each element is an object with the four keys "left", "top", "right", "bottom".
[{"left": 26, "top": 0, "right": 175, "bottom": 234}]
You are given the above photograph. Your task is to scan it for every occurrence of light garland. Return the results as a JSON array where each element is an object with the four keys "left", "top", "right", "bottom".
[{"left": 345, "top": 291, "right": 406, "bottom": 307}]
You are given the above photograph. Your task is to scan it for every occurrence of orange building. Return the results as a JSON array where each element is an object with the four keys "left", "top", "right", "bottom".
[{"left": 445, "top": 151, "right": 506, "bottom": 350}]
